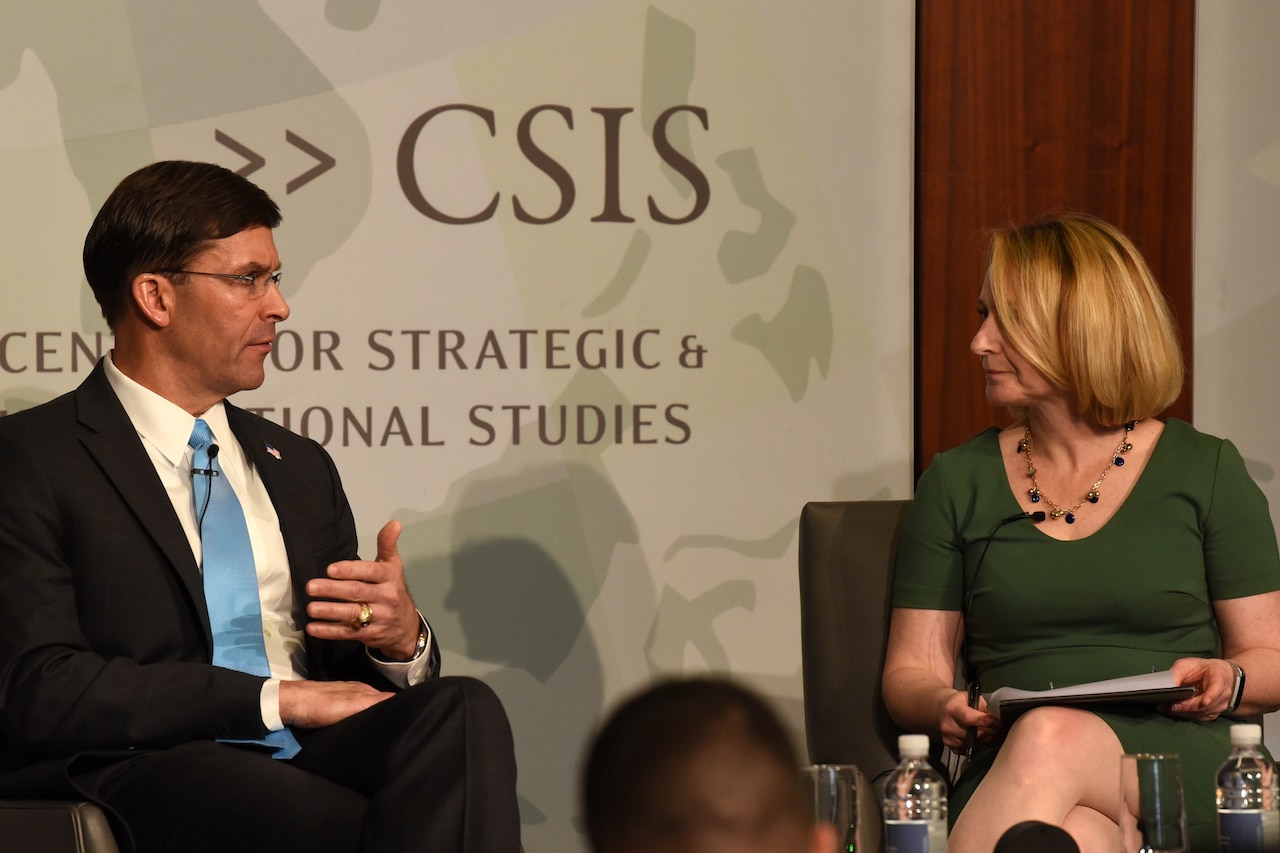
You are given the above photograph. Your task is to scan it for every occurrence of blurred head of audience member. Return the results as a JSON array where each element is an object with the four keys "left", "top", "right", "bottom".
[{"left": 582, "top": 677, "right": 837, "bottom": 853}]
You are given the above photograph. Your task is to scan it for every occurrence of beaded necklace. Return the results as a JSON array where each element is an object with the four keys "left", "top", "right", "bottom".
[{"left": 1017, "top": 420, "right": 1137, "bottom": 523}]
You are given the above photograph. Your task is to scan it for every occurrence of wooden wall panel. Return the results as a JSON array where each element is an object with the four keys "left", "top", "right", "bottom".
[{"left": 914, "top": 0, "right": 1195, "bottom": 477}]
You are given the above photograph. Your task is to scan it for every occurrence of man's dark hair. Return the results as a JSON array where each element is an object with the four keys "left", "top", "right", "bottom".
[
  {"left": 582, "top": 677, "right": 809, "bottom": 852},
  {"left": 83, "top": 160, "right": 281, "bottom": 328}
]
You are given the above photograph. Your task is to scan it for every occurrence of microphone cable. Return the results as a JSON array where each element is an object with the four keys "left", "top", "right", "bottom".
[
  {"left": 964, "top": 510, "right": 1046, "bottom": 617},
  {"left": 191, "top": 444, "right": 221, "bottom": 536},
  {"left": 951, "top": 509, "right": 1045, "bottom": 778}
]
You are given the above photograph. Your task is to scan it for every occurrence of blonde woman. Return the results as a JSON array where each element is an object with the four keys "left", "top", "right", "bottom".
[{"left": 883, "top": 213, "right": 1280, "bottom": 853}]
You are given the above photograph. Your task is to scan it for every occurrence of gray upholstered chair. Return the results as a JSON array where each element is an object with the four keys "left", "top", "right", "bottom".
[
  {"left": 798, "top": 499, "right": 911, "bottom": 779},
  {"left": 798, "top": 499, "right": 912, "bottom": 851},
  {"left": 0, "top": 800, "right": 120, "bottom": 852}
]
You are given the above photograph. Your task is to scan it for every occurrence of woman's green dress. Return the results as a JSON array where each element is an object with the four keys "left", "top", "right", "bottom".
[{"left": 892, "top": 419, "right": 1280, "bottom": 851}]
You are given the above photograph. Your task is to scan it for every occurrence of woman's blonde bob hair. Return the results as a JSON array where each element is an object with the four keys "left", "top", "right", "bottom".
[{"left": 986, "top": 213, "right": 1184, "bottom": 427}]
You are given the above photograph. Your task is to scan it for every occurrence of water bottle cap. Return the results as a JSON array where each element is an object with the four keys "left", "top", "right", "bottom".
[
  {"left": 899, "top": 734, "right": 931, "bottom": 758},
  {"left": 1230, "top": 723, "right": 1263, "bottom": 746}
]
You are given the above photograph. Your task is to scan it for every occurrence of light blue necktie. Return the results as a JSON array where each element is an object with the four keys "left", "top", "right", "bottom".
[{"left": 189, "top": 418, "right": 301, "bottom": 759}]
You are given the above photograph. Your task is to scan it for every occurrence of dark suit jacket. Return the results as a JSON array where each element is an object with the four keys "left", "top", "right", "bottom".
[{"left": 0, "top": 360, "right": 438, "bottom": 797}]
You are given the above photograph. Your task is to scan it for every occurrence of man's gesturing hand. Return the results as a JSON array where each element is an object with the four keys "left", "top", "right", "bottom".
[{"left": 305, "top": 520, "right": 422, "bottom": 660}]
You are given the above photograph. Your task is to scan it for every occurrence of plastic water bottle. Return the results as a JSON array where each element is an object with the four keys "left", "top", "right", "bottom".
[
  {"left": 1216, "top": 723, "right": 1279, "bottom": 853},
  {"left": 883, "top": 734, "right": 948, "bottom": 853}
]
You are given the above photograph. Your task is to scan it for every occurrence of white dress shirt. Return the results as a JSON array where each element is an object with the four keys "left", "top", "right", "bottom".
[{"left": 103, "top": 354, "right": 430, "bottom": 732}]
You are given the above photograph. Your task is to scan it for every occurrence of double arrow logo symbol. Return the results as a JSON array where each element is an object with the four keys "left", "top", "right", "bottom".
[{"left": 215, "top": 130, "right": 336, "bottom": 193}]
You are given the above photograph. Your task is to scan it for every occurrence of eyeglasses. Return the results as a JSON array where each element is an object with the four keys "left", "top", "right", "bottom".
[{"left": 160, "top": 269, "right": 283, "bottom": 299}]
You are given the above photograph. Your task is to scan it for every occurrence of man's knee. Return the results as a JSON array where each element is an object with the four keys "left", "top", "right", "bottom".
[
  {"left": 412, "top": 676, "right": 509, "bottom": 723},
  {"left": 383, "top": 676, "right": 514, "bottom": 757},
  {"left": 450, "top": 676, "right": 508, "bottom": 719},
  {"left": 446, "top": 677, "right": 515, "bottom": 755}
]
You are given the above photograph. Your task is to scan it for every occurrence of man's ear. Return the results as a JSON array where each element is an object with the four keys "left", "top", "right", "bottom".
[{"left": 131, "top": 272, "right": 174, "bottom": 328}]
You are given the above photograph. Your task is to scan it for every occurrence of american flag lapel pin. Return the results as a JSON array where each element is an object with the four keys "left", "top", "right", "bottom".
[{"left": 265, "top": 442, "right": 282, "bottom": 460}]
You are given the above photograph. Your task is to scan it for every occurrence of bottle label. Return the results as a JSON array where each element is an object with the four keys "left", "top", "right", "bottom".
[
  {"left": 1217, "top": 810, "right": 1280, "bottom": 853},
  {"left": 886, "top": 819, "right": 947, "bottom": 853}
]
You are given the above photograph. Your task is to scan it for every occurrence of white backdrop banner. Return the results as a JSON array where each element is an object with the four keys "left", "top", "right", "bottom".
[
  {"left": 0, "top": 2, "right": 914, "bottom": 848},
  {"left": 1194, "top": 1, "right": 1280, "bottom": 755}
]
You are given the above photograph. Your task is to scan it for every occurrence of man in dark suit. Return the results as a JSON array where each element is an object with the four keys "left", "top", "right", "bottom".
[{"left": 0, "top": 161, "right": 520, "bottom": 852}]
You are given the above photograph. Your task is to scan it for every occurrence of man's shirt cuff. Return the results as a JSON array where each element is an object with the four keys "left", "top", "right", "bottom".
[
  {"left": 367, "top": 612, "right": 434, "bottom": 688},
  {"left": 260, "top": 678, "right": 284, "bottom": 731}
]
